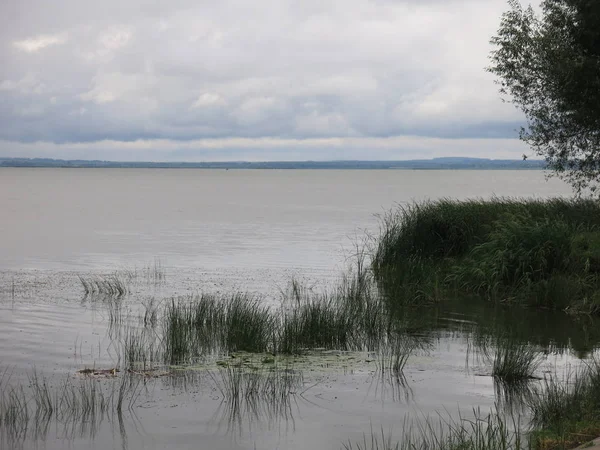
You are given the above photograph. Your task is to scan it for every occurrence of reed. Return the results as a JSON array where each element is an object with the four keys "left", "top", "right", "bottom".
[
  {"left": 373, "top": 198, "right": 600, "bottom": 313},
  {"left": 159, "top": 267, "right": 422, "bottom": 373},
  {"left": 140, "top": 298, "right": 160, "bottom": 328},
  {"left": 144, "top": 257, "right": 166, "bottom": 284},
  {"left": 492, "top": 339, "right": 542, "bottom": 384},
  {"left": 122, "top": 326, "right": 161, "bottom": 371},
  {"left": 78, "top": 273, "right": 129, "bottom": 298},
  {"left": 529, "top": 360, "right": 600, "bottom": 449}
]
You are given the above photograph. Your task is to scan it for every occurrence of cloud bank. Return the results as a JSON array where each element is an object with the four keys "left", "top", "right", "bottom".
[{"left": 0, "top": 0, "right": 529, "bottom": 160}]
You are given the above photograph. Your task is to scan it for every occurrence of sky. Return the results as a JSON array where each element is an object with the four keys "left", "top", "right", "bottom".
[{"left": 0, "top": 0, "right": 532, "bottom": 161}]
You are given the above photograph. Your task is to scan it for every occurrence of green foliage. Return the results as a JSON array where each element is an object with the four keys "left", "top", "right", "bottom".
[
  {"left": 373, "top": 198, "right": 600, "bottom": 313},
  {"left": 529, "top": 360, "right": 600, "bottom": 449},
  {"left": 162, "top": 266, "right": 425, "bottom": 368},
  {"left": 491, "top": 338, "right": 541, "bottom": 384},
  {"left": 488, "top": 0, "right": 600, "bottom": 194}
]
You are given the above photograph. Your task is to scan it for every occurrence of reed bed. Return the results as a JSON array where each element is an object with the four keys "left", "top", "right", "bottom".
[
  {"left": 92, "top": 254, "right": 428, "bottom": 380},
  {"left": 160, "top": 265, "right": 426, "bottom": 371},
  {"left": 529, "top": 360, "right": 600, "bottom": 449},
  {"left": 122, "top": 326, "right": 162, "bottom": 371},
  {"left": 210, "top": 365, "right": 303, "bottom": 433},
  {"left": 372, "top": 198, "right": 600, "bottom": 313}
]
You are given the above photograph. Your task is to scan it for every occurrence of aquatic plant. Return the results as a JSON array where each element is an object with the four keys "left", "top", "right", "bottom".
[
  {"left": 0, "top": 368, "right": 141, "bottom": 447},
  {"left": 372, "top": 197, "right": 600, "bottom": 313},
  {"left": 78, "top": 273, "right": 129, "bottom": 298},
  {"left": 161, "top": 263, "right": 423, "bottom": 368},
  {"left": 492, "top": 339, "right": 542, "bottom": 384},
  {"left": 122, "top": 326, "right": 161, "bottom": 371},
  {"left": 343, "top": 408, "right": 525, "bottom": 450},
  {"left": 162, "top": 293, "right": 275, "bottom": 364},
  {"left": 529, "top": 360, "right": 600, "bottom": 449}
]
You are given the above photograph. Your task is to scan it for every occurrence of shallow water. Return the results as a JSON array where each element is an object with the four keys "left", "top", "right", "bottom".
[{"left": 0, "top": 168, "right": 596, "bottom": 450}]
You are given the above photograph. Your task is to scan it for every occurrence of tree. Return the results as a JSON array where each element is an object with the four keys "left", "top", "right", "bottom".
[{"left": 488, "top": 0, "right": 600, "bottom": 194}]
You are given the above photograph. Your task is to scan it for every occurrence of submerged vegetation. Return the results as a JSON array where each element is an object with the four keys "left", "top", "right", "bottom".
[
  {"left": 491, "top": 339, "right": 542, "bottom": 385},
  {"left": 373, "top": 198, "right": 600, "bottom": 314},
  {"left": 133, "top": 265, "right": 425, "bottom": 372}
]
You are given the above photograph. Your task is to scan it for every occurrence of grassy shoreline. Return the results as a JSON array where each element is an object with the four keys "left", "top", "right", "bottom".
[
  {"left": 373, "top": 198, "right": 600, "bottom": 315},
  {"left": 368, "top": 197, "right": 600, "bottom": 448}
]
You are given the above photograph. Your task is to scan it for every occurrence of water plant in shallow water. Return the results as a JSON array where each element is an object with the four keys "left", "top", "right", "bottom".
[
  {"left": 0, "top": 368, "right": 142, "bottom": 447},
  {"left": 372, "top": 197, "right": 600, "bottom": 313},
  {"left": 78, "top": 273, "right": 129, "bottom": 298},
  {"left": 159, "top": 264, "right": 427, "bottom": 371},
  {"left": 529, "top": 360, "right": 600, "bottom": 450},
  {"left": 342, "top": 407, "right": 526, "bottom": 450},
  {"left": 491, "top": 339, "right": 542, "bottom": 384}
]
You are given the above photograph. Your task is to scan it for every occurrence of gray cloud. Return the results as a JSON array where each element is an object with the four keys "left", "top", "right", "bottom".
[{"left": 0, "top": 0, "right": 529, "bottom": 160}]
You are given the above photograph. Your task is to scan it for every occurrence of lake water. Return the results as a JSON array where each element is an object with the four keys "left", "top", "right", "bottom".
[{"left": 0, "top": 168, "right": 595, "bottom": 450}]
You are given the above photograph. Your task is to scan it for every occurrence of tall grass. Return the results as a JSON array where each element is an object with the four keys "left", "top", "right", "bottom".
[
  {"left": 161, "top": 258, "right": 425, "bottom": 370},
  {"left": 342, "top": 408, "right": 526, "bottom": 450},
  {"left": 122, "top": 326, "right": 161, "bottom": 371},
  {"left": 372, "top": 198, "right": 600, "bottom": 313},
  {"left": 163, "top": 293, "right": 275, "bottom": 365},
  {"left": 144, "top": 258, "right": 166, "bottom": 285},
  {"left": 140, "top": 298, "right": 160, "bottom": 328},
  {"left": 491, "top": 339, "right": 542, "bottom": 384},
  {"left": 529, "top": 360, "right": 600, "bottom": 449}
]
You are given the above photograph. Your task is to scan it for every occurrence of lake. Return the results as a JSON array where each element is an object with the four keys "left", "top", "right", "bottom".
[{"left": 0, "top": 168, "right": 595, "bottom": 450}]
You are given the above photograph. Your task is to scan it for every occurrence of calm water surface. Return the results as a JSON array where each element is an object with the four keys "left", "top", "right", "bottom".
[{"left": 0, "top": 168, "right": 595, "bottom": 450}]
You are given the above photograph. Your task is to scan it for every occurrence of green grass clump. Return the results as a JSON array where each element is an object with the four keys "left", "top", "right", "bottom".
[
  {"left": 222, "top": 294, "right": 275, "bottom": 353},
  {"left": 529, "top": 360, "right": 600, "bottom": 450},
  {"left": 78, "top": 273, "right": 129, "bottom": 298},
  {"left": 491, "top": 339, "right": 542, "bottom": 384},
  {"left": 373, "top": 198, "right": 600, "bottom": 313},
  {"left": 163, "top": 293, "right": 275, "bottom": 365},
  {"left": 278, "top": 297, "right": 356, "bottom": 354},
  {"left": 160, "top": 261, "right": 424, "bottom": 371}
]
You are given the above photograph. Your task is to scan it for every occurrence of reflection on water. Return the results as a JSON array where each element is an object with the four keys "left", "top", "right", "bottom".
[
  {"left": 209, "top": 367, "right": 303, "bottom": 437},
  {"left": 0, "top": 371, "right": 142, "bottom": 450},
  {"left": 494, "top": 378, "right": 538, "bottom": 415},
  {"left": 367, "top": 369, "right": 414, "bottom": 404}
]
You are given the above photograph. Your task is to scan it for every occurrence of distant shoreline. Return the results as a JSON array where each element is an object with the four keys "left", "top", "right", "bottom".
[{"left": 0, "top": 157, "right": 545, "bottom": 170}]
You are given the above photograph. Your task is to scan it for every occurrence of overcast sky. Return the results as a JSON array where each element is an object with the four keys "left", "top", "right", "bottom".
[{"left": 0, "top": 0, "right": 532, "bottom": 161}]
